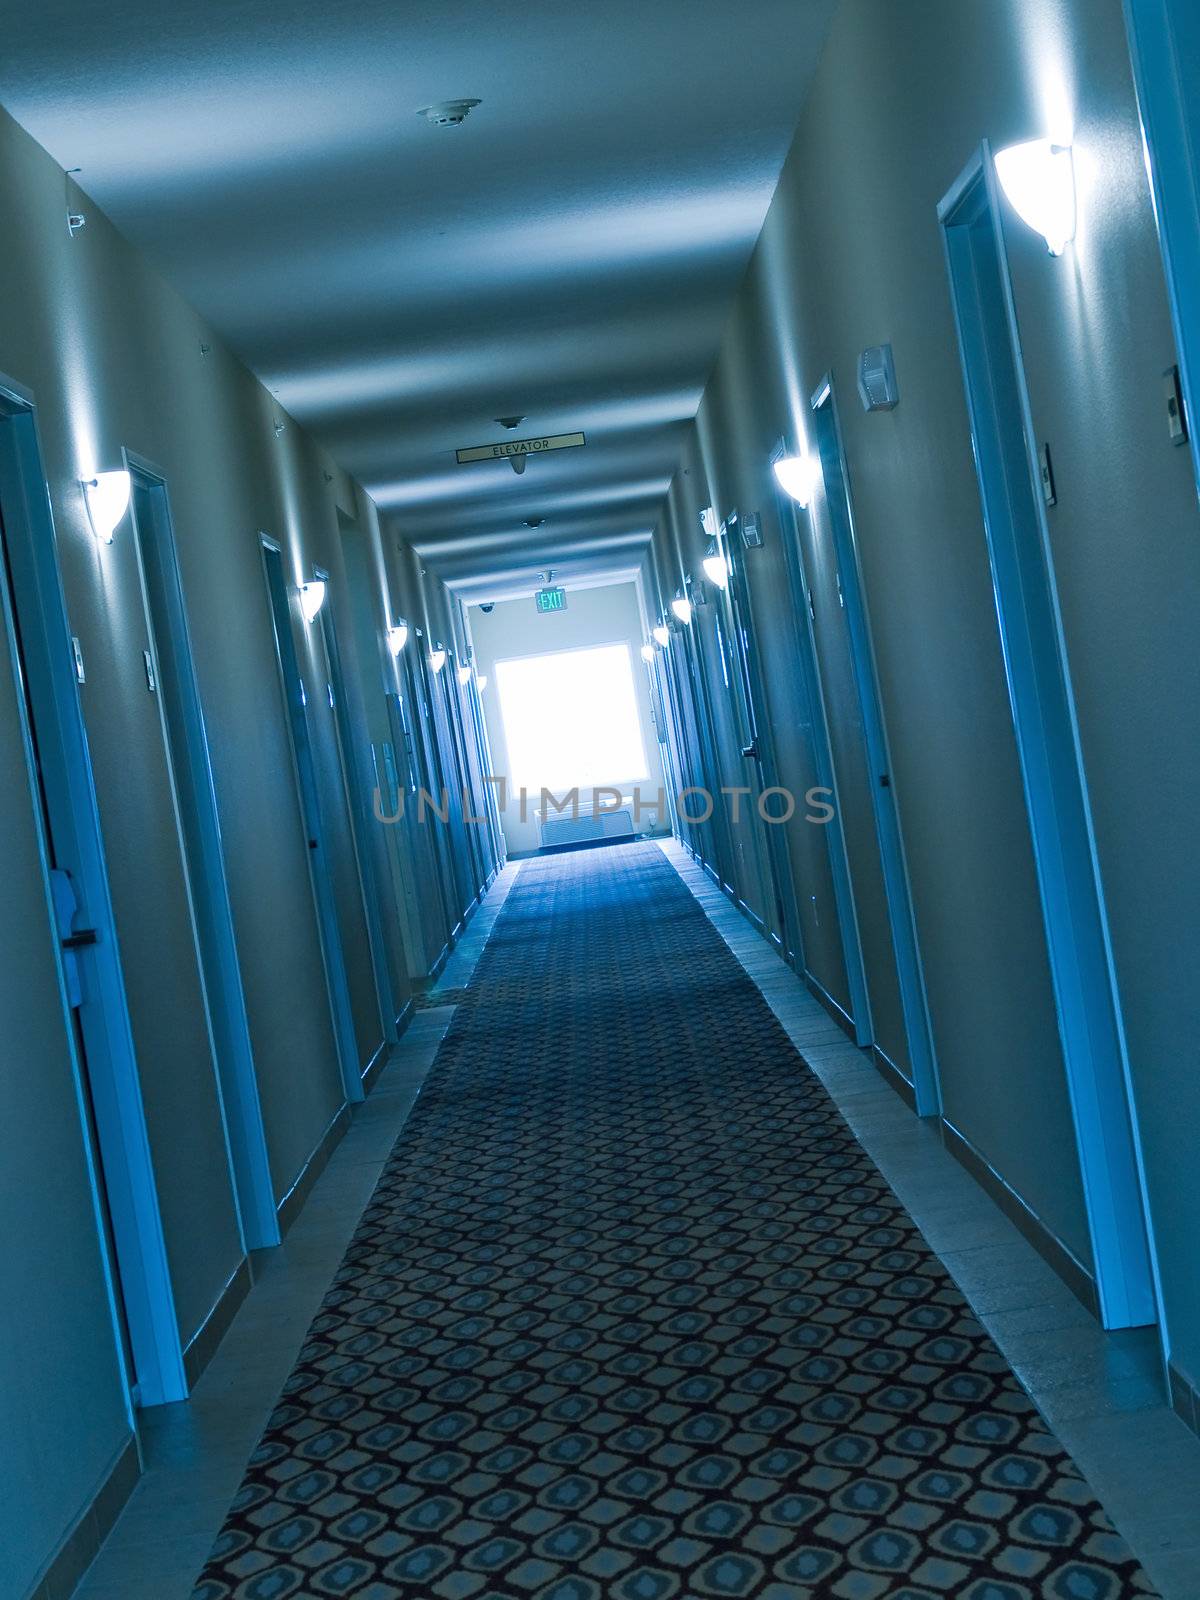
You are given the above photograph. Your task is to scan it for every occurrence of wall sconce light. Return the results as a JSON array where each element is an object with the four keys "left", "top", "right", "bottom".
[
  {"left": 671, "top": 595, "right": 694, "bottom": 626},
  {"left": 386, "top": 619, "right": 409, "bottom": 655},
  {"left": 995, "top": 139, "right": 1077, "bottom": 256},
  {"left": 773, "top": 454, "right": 820, "bottom": 508},
  {"left": 82, "top": 471, "right": 131, "bottom": 543},
  {"left": 457, "top": 663, "right": 473, "bottom": 686},
  {"left": 699, "top": 505, "right": 720, "bottom": 540},
  {"left": 702, "top": 543, "right": 730, "bottom": 589},
  {"left": 640, "top": 643, "right": 656, "bottom": 664},
  {"left": 476, "top": 673, "right": 489, "bottom": 691},
  {"left": 298, "top": 581, "right": 327, "bottom": 622},
  {"left": 429, "top": 644, "right": 447, "bottom": 673},
  {"left": 652, "top": 624, "right": 671, "bottom": 648}
]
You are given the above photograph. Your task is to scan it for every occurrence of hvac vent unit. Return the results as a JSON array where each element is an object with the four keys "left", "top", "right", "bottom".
[{"left": 536, "top": 795, "right": 656, "bottom": 851}]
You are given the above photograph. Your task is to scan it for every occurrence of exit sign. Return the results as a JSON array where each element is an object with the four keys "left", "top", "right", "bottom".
[{"left": 536, "top": 586, "right": 567, "bottom": 614}]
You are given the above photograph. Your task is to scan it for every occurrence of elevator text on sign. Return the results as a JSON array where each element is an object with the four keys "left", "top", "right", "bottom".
[{"left": 455, "top": 431, "right": 587, "bottom": 464}]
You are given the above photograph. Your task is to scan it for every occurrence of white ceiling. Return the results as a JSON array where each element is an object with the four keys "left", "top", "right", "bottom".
[{"left": 0, "top": 0, "right": 834, "bottom": 602}]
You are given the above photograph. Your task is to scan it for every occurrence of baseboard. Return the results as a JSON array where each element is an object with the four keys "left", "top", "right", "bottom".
[
  {"left": 938, "top": 1117, "right": 1099, "bottom": 1319},
  {"left": 360, "top": 1036, "right": 390, "bottom": 1093},
  {"left": 870, "top": 1044, "right": 918, "bottom": 1112},
  {"left": 1168, "top": 1359, "right": 1200, "bottom": 1437},
  {"left": 272, "top": 1103, "right": 352, "bottom": 1239},
  {"left": 428, "top": 941, "right": 451, "bottom": 982},
  {"left": 803, "top": 970, "right": 858, "bottom": 1042},
  {"left": 182, "top": 1255, "right": 253, "bottom": 1390},
  {"left": 25, "top": 1434, "right": 140, "bottom": 1600}
]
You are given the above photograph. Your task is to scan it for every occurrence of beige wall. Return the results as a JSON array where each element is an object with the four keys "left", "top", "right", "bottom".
[
  {"left": 468, "top": 582, "right": 668, "bottom": 854},
  {"left": 646, "top": 0, "right": 1200, "bottom": 1385}
]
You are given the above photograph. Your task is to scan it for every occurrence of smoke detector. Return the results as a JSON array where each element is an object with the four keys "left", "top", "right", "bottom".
[
  {"left": 417, "top": 99, "right": 481, "bottom": 127},
  {"left": 495, "top": 415, "right": 525, "bottom": 430}
]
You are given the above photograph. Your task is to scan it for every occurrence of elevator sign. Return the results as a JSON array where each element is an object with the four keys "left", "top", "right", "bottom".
[
  {"left": 535, "top": 586, "right": 568, "bottom": 614},
  {"left": 456, "top": 431, "right": 586, "bottom": 465}
]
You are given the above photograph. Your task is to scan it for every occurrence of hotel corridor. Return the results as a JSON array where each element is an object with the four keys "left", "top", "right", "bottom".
[{"left": 144, "top": 841, "right": 1160, "bottom": 1600}]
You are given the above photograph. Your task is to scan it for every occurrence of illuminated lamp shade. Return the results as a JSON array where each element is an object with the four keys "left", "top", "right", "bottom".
[
  {"left": 298, "top": 580, "right": 327, "bottom": 622},
  {"left": 652, "top": 624, "right": 671, "bottom": 648},
  {"left": 703, "top": 550, "right": 729, "bottom": 590},
  {"left": 995, "top": 139, "right": 1076, "bottom": 256},
  {"left": 429, "top": 644, "right": 447, "bottom": 674},
  {"left": 671, "top": 596, "right": 693, "bottom": 626},
  {"left": 772, "top": 454, "right": 820, "bottom": 508},
  {"left": 457, "top": 664, "right": 473, "bottom": 686},
  {"left": 386, "top": 619, "right": 409, "bottom": 655},
  {"left": 82, "top": 470, "right": 131, "bottom": 543},
  {"left": 640, "top": 643, "right": 656, "bottom": 664}
]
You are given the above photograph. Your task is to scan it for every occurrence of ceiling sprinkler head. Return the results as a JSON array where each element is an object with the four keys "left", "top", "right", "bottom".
[
  {"left": 417, "top": 99, "right": 481, "bottom": 127},
  {"left": 495, "top": 415, "right": 525, "bottom": 430}
]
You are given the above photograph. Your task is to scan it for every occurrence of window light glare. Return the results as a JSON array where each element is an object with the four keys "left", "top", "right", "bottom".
[
  {"left": 82, "top": 470, "right": 131, "bottom": 543},
  {"left": 773, "top": 454, "right": 820, "bottom": 508},
  {"left": 386, "top": 620, "right": 409, "bottom": 655},
  {"left": 495, "top": 642, "right": 649, "bottom": 792},
  {"left": 298, "top": 580, "right": 327, "bottom": 622},
  {"left": 652, "top": 624, "right": 671, "bottom": 648},
  {"left": 703, "top": 552, "right": 730, "bottom": 590},
  {"left": 995, "top": 139, "right": 1076, "bottom": 256},
  {"left": 671, "top": 596, "right": 693, "bottom": 626},
  {"left": 640, "top": 643, "right": 656, "bottom": 663},
  {"left": 429, "top": 645, "right": 447, "bottom": 674}
]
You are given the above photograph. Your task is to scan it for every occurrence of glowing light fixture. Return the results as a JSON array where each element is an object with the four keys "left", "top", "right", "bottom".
[
  {"left": 386, "top": 619, "right": 409, "bottom": 655},
  {"left": 703, "top": 546, "right": 730, "bottom": 589},
  {"left": 640, "top": 643, "right": 656, "bottom": 664},
  {"left": 671, "top": 596, "right": 693, "bottom": 626},
  {"left": 298, "top": 581, "right": 327, "bottom": 622},
  {"left": 429, "top": 644, "right": 447, "bottom": 674},
  {"left": 457, "top": 663, "right": 473, "bottom": 686},
  {"left": 82, "top": 470, "right": 131, "bottom": 543},
  {"left": 773, "top": 454, "right": 820, "bottom": 508},
  {"left": 699, "top": 505, "right": 720, "bottom": 540},
  {"left": 995, "top": 139, "right": 1076, "bottom": 256},
  {"left": 652, "top": 624, "right": 671, "bottom": 649},
  {"left": 476, "top": 674, "right": 489, "bottom": 691}
]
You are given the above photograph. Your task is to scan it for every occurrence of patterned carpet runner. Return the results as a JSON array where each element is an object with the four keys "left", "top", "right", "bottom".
[{"left": 192, "top": 842, "right": 1157, "bottom": 1600}]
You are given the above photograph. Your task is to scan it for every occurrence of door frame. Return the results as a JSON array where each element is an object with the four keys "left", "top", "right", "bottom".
[
  {"left": 1125, "top": 0, "right": 1200, "bottom": 498},
  {"left": 809, "top": 375, "right": 942, "bottom": 1118},
  {"left": 0, "top": 375, "right": 186, "bottom": 1405},
  {"left": 313, "top": 563, "right": 400, "bottom": 1046},
  {"left": 939, "top": 144, "right": 1161, "bottom": 1331},
  {"left": 718, "top": 515, "right": 805, "bottom": 967},
  {"left": 770, "top": 451, "right": 873, "bottom": 1044},
  {"left": 126, "top": 457, "right": 278, "bottom": 1250},
  {"left": 260, "top": 536, "right": 363, "bottom": 1104}
]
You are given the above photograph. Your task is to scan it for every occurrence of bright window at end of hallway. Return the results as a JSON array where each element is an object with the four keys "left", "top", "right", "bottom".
[{"left": 495, "top": 642, "right": 650, "bottom": 793}]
